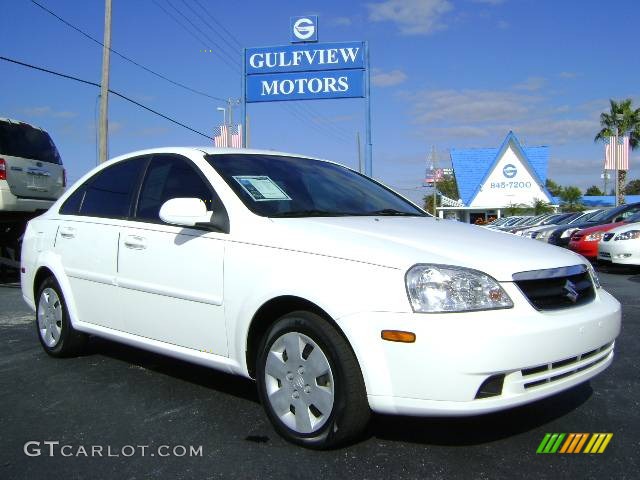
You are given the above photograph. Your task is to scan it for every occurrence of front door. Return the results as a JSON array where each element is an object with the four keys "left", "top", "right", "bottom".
[{"left": 116, "top": 154, "right": 228, "bottom": 355}]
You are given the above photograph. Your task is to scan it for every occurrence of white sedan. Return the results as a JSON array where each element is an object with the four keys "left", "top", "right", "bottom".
[
  {"left": 20, "top": 147, "right": 621, "bottom": 448},
  {"left": 598, "top": 221, "right": 640, "bottom": 265}
]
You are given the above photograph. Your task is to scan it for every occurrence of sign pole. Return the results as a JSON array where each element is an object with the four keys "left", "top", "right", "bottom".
[
  {"left": 241, "top": 48, "right": 247, "bottom": 148},
  {"left": 364, "top": 41, "right": 372, "bottom": 177}
]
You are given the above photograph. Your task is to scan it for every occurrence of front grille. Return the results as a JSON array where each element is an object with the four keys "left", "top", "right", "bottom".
[
  {"left": 513, "top": 265, "right": 595, "bottom": 310},
  {"left": 521, "top": 342, "right": 613, "bottom": 389},
  {"left": 603, "top": 233, "right": 615, "bottom": 242}
]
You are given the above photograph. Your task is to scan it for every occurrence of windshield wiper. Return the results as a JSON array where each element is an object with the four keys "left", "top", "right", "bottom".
[
  {"left": 271, "top": 209, "right": 352, "bottom": 218},
  {"left": 367, "top": 209, "right": 424, "bottom": 216}
]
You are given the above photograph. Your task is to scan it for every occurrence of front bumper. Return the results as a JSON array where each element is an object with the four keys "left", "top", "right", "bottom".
[
  {"left": 568, "top": 240, "right": 599, "bottom": 259},
  {"left": 337, "top": 284, "right": 621, "bottom": 416},
  {"left": 598, "top": 241, "right": 640, "bottom": 265}
]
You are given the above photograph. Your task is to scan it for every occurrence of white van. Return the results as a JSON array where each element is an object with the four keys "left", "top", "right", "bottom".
[{"left": 0, "top": 118, "right": 65, "bottom": 212}]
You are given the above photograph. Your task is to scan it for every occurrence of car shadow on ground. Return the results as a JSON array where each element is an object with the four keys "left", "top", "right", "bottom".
[
  {"left": 595, "top": 262, "right": 640, "bottom": 276},
  {"left": 86, "top": 335, "right": 593, "bottom": 448},
  {"left": 368, "top": 382, "right": 592, "bottom": 446},
  {"left": 86, "top": 336, "right": 260, "bottom": 404}
]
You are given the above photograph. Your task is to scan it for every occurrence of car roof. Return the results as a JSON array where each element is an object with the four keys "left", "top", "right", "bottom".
[
  {"left": 109, "top": 147, "right": 322, "bottom": 163},
  {"left": 0, "top": 117, "right": 45, "bottom": 131}
]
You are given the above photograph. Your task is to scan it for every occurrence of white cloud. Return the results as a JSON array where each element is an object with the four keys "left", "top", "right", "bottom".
[
  {"left": 372, "top": 69, "right": 408, "bottom": 87},
  {"left": 559, "top": 71, "right": 579, "bottom": 79},
  {"left": 368, "top": 0, "right": 453, "bottom": 35},
  {"left": 408, "top": 88, "right": 539, "bottom": 124},
  {"left": 21, "top": 106, "right": 78, "bottom": 119},
  {"left": 330, "top": 16, "right": 352, "bottom": 27},
  {"left": 513, "top": 76, "right": 546, "bottom": 91},
  {"left": 472, "top": 0, "right": 506, "bottom": 5}
]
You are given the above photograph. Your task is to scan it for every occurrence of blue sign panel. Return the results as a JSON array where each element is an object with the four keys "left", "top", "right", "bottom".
[
  {"left": 246, "top": 70, "right": 365, "bottom": 103},
  {"left": 245, "top": 42, "right": 365, "bottom": 75},
  {"left": 290, "top": 16, "right": 318, "bottom": 43}
]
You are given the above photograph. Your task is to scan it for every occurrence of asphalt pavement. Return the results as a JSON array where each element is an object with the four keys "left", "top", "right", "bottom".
[{"left": 1, "top": 267, "right": 638, "bottom": 480}]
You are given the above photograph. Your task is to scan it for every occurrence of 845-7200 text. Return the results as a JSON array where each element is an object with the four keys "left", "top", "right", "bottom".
[{"left": 490, "top": 181, "right": 532, "bottom": 189}]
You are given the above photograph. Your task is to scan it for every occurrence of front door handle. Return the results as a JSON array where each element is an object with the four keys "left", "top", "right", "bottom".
[
  {"left": 123, "top": 235, "right": 146, "bottom": 250},
  {"left": 59, "top": 226, "right": 75, "bottom": 239}
]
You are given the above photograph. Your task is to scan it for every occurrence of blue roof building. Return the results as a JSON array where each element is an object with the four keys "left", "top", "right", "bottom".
[{"left": 442, "top": 131, "right": 554, "bottom": 223}]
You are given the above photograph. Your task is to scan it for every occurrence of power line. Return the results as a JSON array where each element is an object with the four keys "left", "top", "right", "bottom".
[
  {"left": 163, "top": 0, "right": 241, "bottom": 74},
  {"left": 187, "top": 0, "right": 243, "bottom": 53},
  {"left": 0, "top": 55, "right": 213, "bottom": 140},
  {"left": 30, "top": 0, "right": 226, "bottom": 103},
  {"left": 183, "top": 1, "right": 354, "bottom": 144}
]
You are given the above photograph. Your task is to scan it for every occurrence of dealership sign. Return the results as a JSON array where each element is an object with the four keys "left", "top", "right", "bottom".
[
  {"left": 242, "top": 16, "right": 372, "bottom": 174},
  {"left": 245, "top": 42, "right": 366, "bottom": 102}
]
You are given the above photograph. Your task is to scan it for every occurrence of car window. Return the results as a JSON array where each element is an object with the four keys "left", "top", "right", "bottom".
[
  {"left": 0, "top": 121, "right": 61, "bottom": 164},
  {"left": 135, "top": 155, "right": 216, "bottom": 223},
  {"left": 78, "top": 157, "right": 147, "bottom": 218},
  {"left": 206, "top": 154, "right": 425, "bottom": 217},
  {"left": 59, "top": 186, "right": 86, "bottom": 215}
]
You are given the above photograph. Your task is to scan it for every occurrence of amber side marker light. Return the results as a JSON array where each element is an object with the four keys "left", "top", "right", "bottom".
[{"left": 381, "top": 330, "right": 416, "bottom": 343}]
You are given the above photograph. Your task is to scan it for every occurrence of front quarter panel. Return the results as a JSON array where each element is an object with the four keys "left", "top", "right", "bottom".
[{"left": 224, "top": 240, "right": 409, "bottom": 376}]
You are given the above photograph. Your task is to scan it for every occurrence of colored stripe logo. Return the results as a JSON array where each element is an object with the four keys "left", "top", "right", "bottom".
[{"left": 537, "top": 433, "right": 613, "bottom": 454}]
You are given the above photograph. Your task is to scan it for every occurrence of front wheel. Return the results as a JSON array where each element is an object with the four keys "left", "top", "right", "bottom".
[{"left": 256, "top": 311, "right": 370, "bottom": 449}]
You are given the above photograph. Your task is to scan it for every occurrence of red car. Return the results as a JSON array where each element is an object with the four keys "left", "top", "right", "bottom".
[{"left": 568, "top": 221, "right": 625, "bottom": 259}]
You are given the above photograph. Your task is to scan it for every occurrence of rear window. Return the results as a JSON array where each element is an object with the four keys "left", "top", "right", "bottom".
[{"left": 0, "top": 121, "right": 61, "bottom": 164}]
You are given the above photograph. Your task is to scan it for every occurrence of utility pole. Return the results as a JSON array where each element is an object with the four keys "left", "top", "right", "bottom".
[
  {"left": 614, "top": 126, "right": 619, "bottom": 207},
  {"left": 98, "top": 0, "right": 112, "bottom": 164},
  {"left": 356, "top": 132, "right": 362, "bottom": 173},
  {"left": 431, "top": 146, "right": 437, "bottom": 217}
]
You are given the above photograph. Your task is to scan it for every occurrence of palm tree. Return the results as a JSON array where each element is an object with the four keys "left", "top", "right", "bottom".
[
  {"left": 594, "top": 99, "right": 640, "bottom": 204},
  {"left": 594, "top": 98, "right": 640, "bottom": 148}
]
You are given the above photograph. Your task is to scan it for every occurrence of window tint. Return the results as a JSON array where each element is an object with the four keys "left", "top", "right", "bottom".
[
  {"left": 136, "top": 155, "right": 213, "bottom": 222},
  {"left": 0, "top": 121, "right": 61, "bottom": 164},
  {"left": 206, "top": 154, "right": 424, "bottom": 217},
  {"left": 59, "top": 187, "right": 85, "bottom": 215},
  {"left": 79, "top": 158, "right": 146, "bottom": 218}
]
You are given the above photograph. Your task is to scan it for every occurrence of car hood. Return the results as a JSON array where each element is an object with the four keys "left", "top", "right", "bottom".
[
  {"left": 265, "top": 216, "right": 586, "bottom": 281},
  {"left": 574, "top": 221, "right": 624, "bottom": 236},
  {"left": 607, "top": 221, "right": 640, "bottom": 235}
]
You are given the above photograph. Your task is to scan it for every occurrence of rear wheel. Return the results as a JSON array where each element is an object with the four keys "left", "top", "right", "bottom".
[
  {"left": 36, "top": 277, "right": 87, "bottom": 357},
  {"left": 256, "top": 311, "right": 370, "bottom": 449}
]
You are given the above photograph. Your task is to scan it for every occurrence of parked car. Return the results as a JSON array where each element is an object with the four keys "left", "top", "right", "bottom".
[
  {"left": 598, "top": 221, "right": 640, "bottom": 266},
  {"left": 568, "top": 212, "right": 640, "bottom": 260},
  {"left": 484, "top": 216, "right": 523, "bottom": 230},
  {"left": 21, "top": 148, "right": 621, "bottom": 449},
  {"left": 0, "top": 117, "right": 65, "bottom": 212},
  {"left": 520, "top": 212, "right": 580, "bottom": 238},
  {"left": 504, "top": 214, "right": 551, "bottom": 234},
  {"left": 547, "top": 203, "right": 640, "bottom": 247},
  {"left": 533, "top": 210, "right": 603, "bottom": 242}
]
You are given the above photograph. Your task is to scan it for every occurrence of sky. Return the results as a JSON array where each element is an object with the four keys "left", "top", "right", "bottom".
[{"left": 1, "top": 0, "right": 639, "bottom": 205}]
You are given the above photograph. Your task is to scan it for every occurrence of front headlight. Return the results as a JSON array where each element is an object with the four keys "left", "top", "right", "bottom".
[
  {"left": 615, "top": 230, "right": 640, "bottom": 241},
  {"left": 405, "top": 264, "right": 513, "bottom": 313},
  {"left": 561, "top": 228, "right": 579, "bottom": 238},
  {"left": 584, "top": 231, "right": 604, "bottom": 242}
]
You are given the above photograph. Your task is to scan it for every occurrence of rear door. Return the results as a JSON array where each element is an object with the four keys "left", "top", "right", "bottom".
[
  {"left": 0, "top": 120, "right": 64, "bottom": 200},
  {"left": 55, "top": 156, "right": 147, "bottom": 331}
]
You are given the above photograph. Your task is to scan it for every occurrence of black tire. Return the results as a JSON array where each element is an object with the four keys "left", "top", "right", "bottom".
[
  {"left": 256, "top": 311, "right": 370, "bottom": 449},
  {"left": 35, "top": 276, "right": 87, "bottom": 357}
]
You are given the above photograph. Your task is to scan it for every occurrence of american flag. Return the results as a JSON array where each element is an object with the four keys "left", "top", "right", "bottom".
[
  {"left": 604, "top": 136, "right": 630, "bottom": 170},
  {"left": 423, "top": 166, "right": 444, "bottom": 185},
  {"left": 213, "top": 124, "right": 243, "bottom": 148}
]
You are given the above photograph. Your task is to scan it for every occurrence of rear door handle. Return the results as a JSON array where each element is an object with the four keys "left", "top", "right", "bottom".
[
  {"left": 59, "top": 226, "right": 75, "bottom": 239},
  {"left": 123, "top": 235, "right": 146, "bottom": 250}
]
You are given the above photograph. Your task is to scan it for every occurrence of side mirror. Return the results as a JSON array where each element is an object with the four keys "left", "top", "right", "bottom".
[{"left": 159, "top": 198, "right": 212, "bottom": 227}]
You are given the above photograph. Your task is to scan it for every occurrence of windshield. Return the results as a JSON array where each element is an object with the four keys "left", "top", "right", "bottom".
[
  {"left": 569, "top": 210, "right": 601, "bottom": 223},
  {"left": 586, "top": 208, "right": 613, "bottom": 222},
  {"left": 0, "top": 121, "right": 61, "bottom": 164},
  {"left": 624, "top": 212, "right": 640, "bottom": 223},
  {"left": 206, "top": 154, "right": 426, "bottom": 218}
]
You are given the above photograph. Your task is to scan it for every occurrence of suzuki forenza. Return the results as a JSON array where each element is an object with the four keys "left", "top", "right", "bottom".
[{"left": 21, "top": 148, "right": 621, "bottom": 448}]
